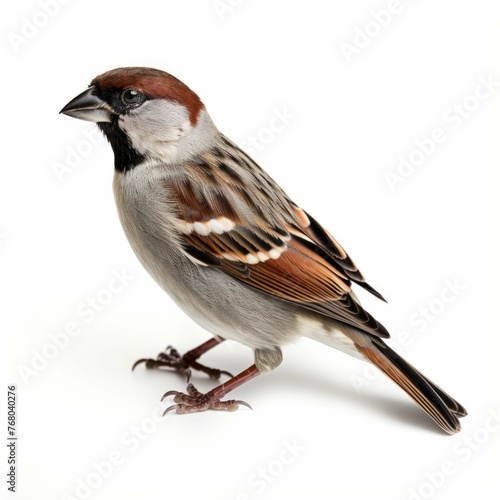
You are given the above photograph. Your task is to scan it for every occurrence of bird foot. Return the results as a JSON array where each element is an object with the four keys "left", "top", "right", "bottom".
[
  {"left": 161, "top": 383, "right": 252, "bottom": 415},
  {"left": 132, "top": 346, "right": 233, "bottom": 382}
]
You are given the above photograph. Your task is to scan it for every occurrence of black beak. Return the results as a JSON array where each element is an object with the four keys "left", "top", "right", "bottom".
[{"left": 60, "top": 86, "right": 112, "bottom": 123}]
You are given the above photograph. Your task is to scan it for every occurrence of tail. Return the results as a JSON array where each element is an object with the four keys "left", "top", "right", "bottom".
[{"left": 354, "top": 336, "right": 467, "bottom": 434}]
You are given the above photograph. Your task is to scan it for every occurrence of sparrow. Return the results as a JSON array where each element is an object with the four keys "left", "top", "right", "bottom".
[{"left": 60, "top": 67, "right": 466, "bottom": 433}]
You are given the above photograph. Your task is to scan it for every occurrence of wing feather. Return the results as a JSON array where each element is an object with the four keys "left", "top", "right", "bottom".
[{"left": 164, "top": 145, "right": 389, "bottom": 338}]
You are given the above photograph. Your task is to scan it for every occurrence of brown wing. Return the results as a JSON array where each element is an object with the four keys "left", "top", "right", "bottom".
[{"left": 164, "top": 146, "right": 389, "bottom": 338}]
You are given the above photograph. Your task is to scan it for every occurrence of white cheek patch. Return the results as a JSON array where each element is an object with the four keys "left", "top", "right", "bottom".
[
  {"left": 118, "top": 100, "right": 192, "bottom": 161},
  {"left": 157, "top": 121, "right": 191, "bottom": 143}
]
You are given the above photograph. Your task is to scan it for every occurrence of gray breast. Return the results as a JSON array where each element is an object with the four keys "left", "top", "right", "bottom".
[{"left": 112, "top": 164, "right": 300, "bottom": 351}]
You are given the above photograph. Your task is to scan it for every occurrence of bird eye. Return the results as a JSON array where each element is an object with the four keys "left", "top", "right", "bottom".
[{"left": 121, "top": 89, "right": 143, "bottom": 106}]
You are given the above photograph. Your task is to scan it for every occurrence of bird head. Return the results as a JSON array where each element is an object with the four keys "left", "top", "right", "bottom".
[{"left": 60, "top": 67, "right": 218, "bottom": 171}]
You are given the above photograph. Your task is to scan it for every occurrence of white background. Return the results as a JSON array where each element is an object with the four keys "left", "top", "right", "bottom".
[{"left": 2, "top": 1, "right": 498, "bottom": 499}]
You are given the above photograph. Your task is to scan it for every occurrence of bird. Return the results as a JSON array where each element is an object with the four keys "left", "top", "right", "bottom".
[{"left": 60, "top": 66, "right": 466, "bottom": 433}]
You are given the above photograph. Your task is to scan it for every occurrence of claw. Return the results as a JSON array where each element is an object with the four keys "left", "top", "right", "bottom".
[
  {"left": 131, "top": 358, "right": 148, "bottom": 371},
  {"left": 161, "top": 389, "right": 180, "bottom": 401},
  {"left": 133, "top": 343, "right": 254, "bottom": 415},
  {"left": 159, "top": 382, "right": 253, "bottom": 415},
  {"left": 163, "top": 404, "right": 180, "bottom": 416},
  {"left": 233, "top": 400, "right": 253, "bottom": 410},
  {"left": 132, "top": 345, "right": 231, "bottom": 381}
]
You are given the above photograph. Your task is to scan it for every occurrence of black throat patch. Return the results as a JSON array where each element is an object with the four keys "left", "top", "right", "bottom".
[{"left": 97, "top": 119, "right": 146, "bottom": 173}]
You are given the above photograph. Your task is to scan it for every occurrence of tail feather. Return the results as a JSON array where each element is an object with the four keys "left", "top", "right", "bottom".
[
  {"left": 414, "top": 367, "right": 467, "bottom": 418},
  {"left": 355, "top": 337, "right": 466, "bottom": 434}
]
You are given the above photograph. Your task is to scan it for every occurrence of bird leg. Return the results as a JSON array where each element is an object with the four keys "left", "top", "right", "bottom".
[
  {"left": 132, "top": 337, "right": 233, "bottom": 381},
  {"left": 162, "top": 364, "right": 260, "bottom": 414}
]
